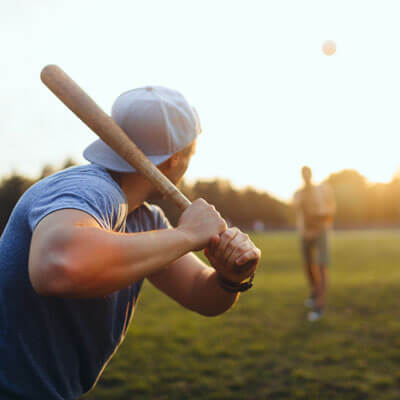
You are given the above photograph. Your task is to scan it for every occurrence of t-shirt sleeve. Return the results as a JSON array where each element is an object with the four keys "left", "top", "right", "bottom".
[
  {"left": 148, "top": 204, "right": 173, "bottom": 230},
  {"left": 28, "top": 175, "right": 125, "bottom": 232}
]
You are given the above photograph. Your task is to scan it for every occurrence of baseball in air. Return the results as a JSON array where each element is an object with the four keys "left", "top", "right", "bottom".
[{"left": 322, "top": 40, "right": 336, "bottom": 56}]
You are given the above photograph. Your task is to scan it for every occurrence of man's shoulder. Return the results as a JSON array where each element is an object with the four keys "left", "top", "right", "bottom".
[
  {"left": 316, "top": 183, "right": 333, "bottom": 195},
  {"left": 320, "top": 182, "right": 332, "bottom": 190},
  {"left": 48, "top": 164, "right": 113, "bottom": 183},
  {"left": 293, "top": 188, "right": 305, "bottom": 199},
  {"left": 294, "top": 188, "right": 303, "bottom": 195},
  {"left": 31, "top": 164, "right": 122, "bottom": 196},
  {"left": 25, "top": 164, "right": 126, "bottom": 226}
]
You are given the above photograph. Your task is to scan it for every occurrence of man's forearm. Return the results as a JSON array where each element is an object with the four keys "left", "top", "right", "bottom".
[
  {"left": 147, "top": 252, "right": 240, "bottom": 317},
  {"left": 31, "top": 200, "right": 229, "bottom": 299},
  {"left": 31, "top": 226, "right": 194, "bottom": 298},
  {"left": 190, "top": 269, "right": 240, "bottom": 316}
]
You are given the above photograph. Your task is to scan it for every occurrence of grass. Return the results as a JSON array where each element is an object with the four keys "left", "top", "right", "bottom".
[{"left": 83, "top": 230, "right": 400, "bottom": 400}]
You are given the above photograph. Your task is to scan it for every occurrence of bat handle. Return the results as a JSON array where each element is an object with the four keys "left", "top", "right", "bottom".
[{"left": 166, "top": 187, "right": 191, "bottom": 211}]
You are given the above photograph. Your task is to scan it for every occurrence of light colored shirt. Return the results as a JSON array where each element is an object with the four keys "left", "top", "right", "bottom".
[{"left": 293, "top": 183, "right": 336, "bottom": 238}]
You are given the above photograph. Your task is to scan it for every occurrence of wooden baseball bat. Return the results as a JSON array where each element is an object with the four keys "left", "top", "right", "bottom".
[
  {"left": 41, "top": 65, "right": 254, "bottom": 273},
  {"left": 40, "top": 64, "right": 191, "bottom": 211}
]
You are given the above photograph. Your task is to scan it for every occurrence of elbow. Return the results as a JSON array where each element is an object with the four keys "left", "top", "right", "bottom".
[
  {"left": 200, "top": 310, "right": 229, "bottom": 318},
  {"left": 198, "top": 304, "right": 235, "bottom": 317},
  {"left": 200, "top": 310, "right": 224, "bottom": 317}
]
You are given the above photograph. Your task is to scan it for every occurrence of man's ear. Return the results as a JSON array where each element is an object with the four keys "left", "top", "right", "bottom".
[
  {"left": 169, "top": 153, "right": 180, "bottom": 167},
  {"left": 158, "top": 155, "right": 179, "bottom": 172}
]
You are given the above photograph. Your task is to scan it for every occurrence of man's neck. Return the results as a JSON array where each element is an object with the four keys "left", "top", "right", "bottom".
[
  {"left": 304, "top": 181, "right": 314, "bottom": 190},
  {"left": 110, "top": 171, "right": 155, "bottom": 214}
]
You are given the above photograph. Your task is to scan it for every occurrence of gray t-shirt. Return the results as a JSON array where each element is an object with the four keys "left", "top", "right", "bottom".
[{"left": 0, "top": 164, "right": 170, "bottom": 399}]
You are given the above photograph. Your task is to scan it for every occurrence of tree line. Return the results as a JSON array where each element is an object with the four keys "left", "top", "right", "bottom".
[
  {"left": 325, "top": 169, "right": 400, "bottom": 228},
  {"left": 0, "top": 161, "right": 399, "bottom": 235}
]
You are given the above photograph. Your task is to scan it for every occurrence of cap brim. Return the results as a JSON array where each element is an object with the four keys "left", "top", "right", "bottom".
[{"left": 83, "top": 139, "right": 173, "bottom": 173}]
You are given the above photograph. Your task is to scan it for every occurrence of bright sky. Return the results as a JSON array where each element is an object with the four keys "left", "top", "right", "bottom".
[{"left": 1, "top": 0, "right": 400, "bottom": 200}]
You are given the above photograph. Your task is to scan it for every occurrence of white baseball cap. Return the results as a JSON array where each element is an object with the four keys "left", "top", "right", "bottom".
[{"left": 83, "top": 86, "right": 201, "bottom": 172}]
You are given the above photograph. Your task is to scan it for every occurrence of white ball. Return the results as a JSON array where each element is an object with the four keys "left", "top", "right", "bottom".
[{"left": 322, "top": 40, "right": 336, "bottom": 56}]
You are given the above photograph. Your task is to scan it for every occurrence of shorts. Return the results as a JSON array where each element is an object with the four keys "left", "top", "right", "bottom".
[{"left": 301, "top": 231, "right": 329, "bottom": 266}]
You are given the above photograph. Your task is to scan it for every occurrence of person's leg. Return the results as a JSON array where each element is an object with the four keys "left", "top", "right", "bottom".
[
  {"left": 301, "top": 238, "right": 317, "bottom": 302},
  {"left": 304, "top": 262, "right": 316, "bottom": 297},
  {"left": 311, "top": 231, "right": 329, "bottom": 314},
  {"left": 315, "top": 265, "right": 328, "bottom": 309},
  {"left": 307, "top": 263, "right": 324, "bottom": 321},
  {"left": 310, "top": 264, "right": 322, "bottom": 307}
]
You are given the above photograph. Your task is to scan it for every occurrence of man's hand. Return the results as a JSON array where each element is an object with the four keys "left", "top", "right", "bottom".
[
  {"left": 204, "top": 227, "right": 261, "bottom": 284},
  {"left": 177, "top": 198, "right": 227, "bottom": 251}
]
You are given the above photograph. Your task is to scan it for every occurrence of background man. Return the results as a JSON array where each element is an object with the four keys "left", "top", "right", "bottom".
[
  {"left": 0, "top": 86, "right": 260, "bottom": 399},
  {"left": 293, "top": 166, "right": 336, "bottom": 322}
]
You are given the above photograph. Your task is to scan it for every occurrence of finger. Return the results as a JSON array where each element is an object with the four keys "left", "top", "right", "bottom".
[
  {"left": 226, "top": 238, "right": 253, "bottom": 268},
  {"left": 235, "top": 247, "right": 261, "bottom": 267},
  {"left": 227, "top": 233, "right": 256, "bottom": 263},
  {"left": 209, "top": 234, "right": 221, "bottom": 253},
  {"left": 219, "top": 233, "right": 240, "bottom": 265},
  {"left": 233, "top": 258, "right": 257, "bottom": 274},
  {"left": 214, "top": 228, "right": 239, "bottom": 259},
  {"left": 231, "top": 248, "right": 260, "bottom": 276}
]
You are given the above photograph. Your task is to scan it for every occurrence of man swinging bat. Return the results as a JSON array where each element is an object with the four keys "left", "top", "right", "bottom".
[{"left": 0, "top": 67, "right": 260, "bottom": 399}]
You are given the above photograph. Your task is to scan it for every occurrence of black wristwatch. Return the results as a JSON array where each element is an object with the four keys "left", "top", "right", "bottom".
[{"left": 217, "top": 273, "right": 255, "bottom": 293}]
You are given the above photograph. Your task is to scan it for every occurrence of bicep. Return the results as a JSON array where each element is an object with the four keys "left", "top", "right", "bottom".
[
  {"left": 29, "top": 209, "right": 101, "bottom": 290},
  {"left": 147, "top": 252, "right": 214, "bottom": 310},
  {"left": 31, "top": 209, "right": 101, "bottom": 254}
]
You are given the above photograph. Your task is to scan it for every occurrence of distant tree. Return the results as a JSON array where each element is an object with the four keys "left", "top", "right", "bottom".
[
  {"left": 325, "top": 169, "right": 368, "bottom": 226},
  {"left": 40, "top": 164, "right": 56, "bottom": 179},
  {"left": 40, "top": 158, "right": 77, "bottom": 179},
  {"left": 62, "top": 158, "right": 77, "bottom": 169},
  {"left": 0, "top": 174, "right": 34, "bottom": 233},
  {"left": 2, "top": 161, "right": 400, "bottom": 236},
  {"left": 155, "top": 178, "right": 291, "bottom": 230},
  {"left": 0, "top": 159, "right": 78, "bottom": 236},
  {"left": 325, "top": 169, "right": 400, "bottom": 227},
  {"left": 368, "top": 177, "right": 400, "bottom": 224}
]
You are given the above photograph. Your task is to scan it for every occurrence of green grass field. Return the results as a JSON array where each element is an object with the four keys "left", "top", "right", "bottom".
[{"left": 84, "top": 230, "right": 400, "bottom": 400}]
